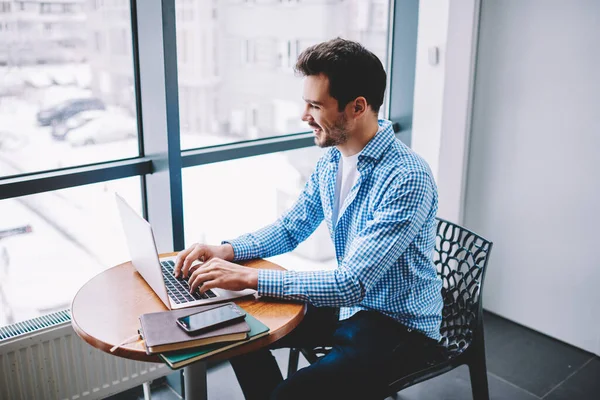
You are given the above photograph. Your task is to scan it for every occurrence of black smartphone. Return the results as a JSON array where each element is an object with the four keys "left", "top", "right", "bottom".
[{"left": 176, "top": 303, "right": 245, "bottom": 335}]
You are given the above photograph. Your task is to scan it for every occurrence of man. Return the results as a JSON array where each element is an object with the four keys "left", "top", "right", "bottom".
[{"left": 174, "top": 38, "right": 443, "bottom": 400}]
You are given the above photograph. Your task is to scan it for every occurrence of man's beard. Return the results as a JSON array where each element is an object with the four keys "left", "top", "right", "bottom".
[{"left": 315, "top": 113, "right": 349, "bottom": 148}]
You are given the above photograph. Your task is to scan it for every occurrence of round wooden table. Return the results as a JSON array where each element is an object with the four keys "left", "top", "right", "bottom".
[{"left": 71, "top": 254, "right": 306, "bottom": 399}]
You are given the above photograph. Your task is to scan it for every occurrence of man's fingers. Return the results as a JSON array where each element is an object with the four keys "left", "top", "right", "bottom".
[
  {"left": 198, "top": 279, "right": 219, "bottom": 294},
  {"left": 181, "top": 247, "right": 206, "bottom": 277},
  {"left": 174, "top": 247, "right": 193, "bottom": 277},
  {"left": 174, "top": 244, "right": 217, "bottom": 278},
  {"left": 178, "top": 253, "right": 190, "bottom": 278},
  {"left": 187, "top": 261, "right": 203, "bottom": 275},
  {"left": 188, "top": 271, "right": 218, "bottom": 293},
  {"left": 180, "top": 252, "right": 195, "bottom": 277}
]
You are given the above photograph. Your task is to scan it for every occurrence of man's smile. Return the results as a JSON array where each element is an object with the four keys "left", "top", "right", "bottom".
[{"left": 309, "top": 122, "right": 322, "bottom": 134}]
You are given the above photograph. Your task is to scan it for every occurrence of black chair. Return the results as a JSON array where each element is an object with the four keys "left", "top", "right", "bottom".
[{"left": 287, "top": 217, "right": 493, "bottom": 400}]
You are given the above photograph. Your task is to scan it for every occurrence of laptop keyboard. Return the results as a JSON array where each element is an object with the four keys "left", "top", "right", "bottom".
[{"left": 160, "top": 260, "right": 217, "bottom": 304}]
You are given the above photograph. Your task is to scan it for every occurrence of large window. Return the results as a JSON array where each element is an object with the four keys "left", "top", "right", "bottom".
[
  {"left": 175, "top": 0, "right": 391, "bottom": 149},
  {"left": 0, "top": 0, "right": 417, "bottom": 331},
  {"left": 0, "top": 0, "right": 140, "bottom": 327},
  {"left": 0, "top": 0, "right": 138, "bottom": 177},
  {"left": 0, "top": 178, "right": 141, "bottom": 326}
]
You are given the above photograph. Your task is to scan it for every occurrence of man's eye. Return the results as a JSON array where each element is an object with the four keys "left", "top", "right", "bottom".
[{"left": 310, "top": 105, "right": 320, "bottom": 110}]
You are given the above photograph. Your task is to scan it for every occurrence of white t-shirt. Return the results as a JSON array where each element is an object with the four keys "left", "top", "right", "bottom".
[{"left": 333, "top": 152, "right": 360, "bottom": 224}]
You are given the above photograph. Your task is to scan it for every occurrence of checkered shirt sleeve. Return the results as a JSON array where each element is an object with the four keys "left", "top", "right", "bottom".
[{"left": 255, "top": 171, "right": 434, "bottom": 305}]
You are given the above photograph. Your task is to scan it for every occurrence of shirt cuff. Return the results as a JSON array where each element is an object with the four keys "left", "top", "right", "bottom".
[
  {"left": 221, "top": 238, "right": 256, "bottom": 261},
  {"left": 257, "top": 269, "right": 285, "bottom": 297}
]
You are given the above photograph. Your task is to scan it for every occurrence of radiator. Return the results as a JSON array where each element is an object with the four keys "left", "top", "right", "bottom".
[{"left": 0, "top": 311, "right": 169, "bottom": 400}]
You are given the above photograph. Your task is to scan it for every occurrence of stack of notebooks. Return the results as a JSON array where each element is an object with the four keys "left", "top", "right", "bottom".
[{"left": 138, "top": 303, "right": 270, "bottom": 369}]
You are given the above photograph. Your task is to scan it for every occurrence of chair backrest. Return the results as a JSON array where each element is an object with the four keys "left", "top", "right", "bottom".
[{"left": 434, "top": 217, "right": 493, "bottom": 352}]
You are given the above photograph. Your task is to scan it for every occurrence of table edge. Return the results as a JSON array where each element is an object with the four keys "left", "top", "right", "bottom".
[{"left": 71, "top": 256, "right": 306, "bottom": 364}]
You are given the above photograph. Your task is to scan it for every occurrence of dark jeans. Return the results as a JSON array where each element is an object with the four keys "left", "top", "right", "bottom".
[{"left": 230, "top": 305, "right": 438, "bottom": 400}]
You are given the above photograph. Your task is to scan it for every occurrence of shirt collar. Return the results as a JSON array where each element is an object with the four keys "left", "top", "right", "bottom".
[{"left": 326, "top": 119, "right": 395, "bottom": 164}]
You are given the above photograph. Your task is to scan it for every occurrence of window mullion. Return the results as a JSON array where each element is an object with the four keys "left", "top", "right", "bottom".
[
  {"left": 388, "top": 0, "right": 419, "bottom": 147},
  {"left": 133, "top": 0, "right": 184, "bottom": 252}
]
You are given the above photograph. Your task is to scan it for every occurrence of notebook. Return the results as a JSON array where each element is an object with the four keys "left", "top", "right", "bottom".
[
  {"left": 159, "top": 312, "right": 270, "bottom": 369},
  {"left": 139, "top": 303, "right": 251, "bottom": 354},
  {"left": 115, "top": 193, "right": 256, "bottom": 310}
]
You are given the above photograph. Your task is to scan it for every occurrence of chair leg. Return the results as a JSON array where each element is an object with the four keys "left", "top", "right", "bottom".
[
  {"left": 288, "top": 348, "right": 300, "bottom": 378},
  {"left": 467, "top": 350, "right": 490, "bottom": 400}
]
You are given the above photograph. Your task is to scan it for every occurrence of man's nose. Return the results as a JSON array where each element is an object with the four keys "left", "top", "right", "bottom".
[{"left": 301, "top": 105, "right": 311, "bottom": 121}]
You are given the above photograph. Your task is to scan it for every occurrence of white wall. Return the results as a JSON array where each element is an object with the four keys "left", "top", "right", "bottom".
[{"left": 464, "top": 0, "right": 600, "bottom": 354}]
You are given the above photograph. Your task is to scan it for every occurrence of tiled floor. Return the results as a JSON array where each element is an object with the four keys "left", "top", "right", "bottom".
[{"left": 107, "top": 311, "right": 599, "bottom": 400}]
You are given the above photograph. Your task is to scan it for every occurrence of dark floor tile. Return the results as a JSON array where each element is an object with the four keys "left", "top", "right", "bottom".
[
  {"left": 544, "top": 357, "right": 600, "bottom": 400},
  {"left": 197, "top": 350, "right": 308, "bottom": 400},
  {"left": 105, "top": 386, "right": 143, "bottom": 400},
  {"left": 392, "top": 365, "right": 540, "bottom": 400},
  {"left": 482, "top": 311, "right": 593, "bottom": 397}
]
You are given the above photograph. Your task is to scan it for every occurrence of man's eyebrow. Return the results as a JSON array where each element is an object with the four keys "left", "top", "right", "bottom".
[{"left": 303, "top": 98, "right": 324, "bottom": 106}]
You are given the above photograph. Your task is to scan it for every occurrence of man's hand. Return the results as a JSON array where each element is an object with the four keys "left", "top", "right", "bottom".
[
  {"left": 174, "top": 243, "right": 234, "bottom": 278},
  {"left": 188, "top": 258, "right": 259, "bottom": 294}
]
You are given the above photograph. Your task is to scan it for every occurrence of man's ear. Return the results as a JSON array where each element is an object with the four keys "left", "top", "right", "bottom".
[{"left": 352, "top": 97, "right": 368, "bottom": 117}]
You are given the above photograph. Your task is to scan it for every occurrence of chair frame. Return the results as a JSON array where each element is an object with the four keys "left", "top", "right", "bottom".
[{"left": 287, "top": 217, "right": 493, "bottom": 400}]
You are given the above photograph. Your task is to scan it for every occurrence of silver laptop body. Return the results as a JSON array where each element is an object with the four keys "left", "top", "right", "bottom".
[{"left": 115, "top": 193, "right": 256, "bottom": 310}]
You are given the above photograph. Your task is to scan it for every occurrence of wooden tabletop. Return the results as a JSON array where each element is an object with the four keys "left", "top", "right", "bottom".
[{"left": 71, "top": 253, "right": 306, "bottom": 363}]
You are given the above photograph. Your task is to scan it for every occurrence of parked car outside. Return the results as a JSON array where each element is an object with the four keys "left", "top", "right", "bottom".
[
  {"left": 67, "top": 114, "right": 137, "bottom": 146},
  {"left": 36, "top": 97, "right": 106, "bottom": 127},
  {"left": 51, "top": 110, "right": 106, "bottom": 141}
]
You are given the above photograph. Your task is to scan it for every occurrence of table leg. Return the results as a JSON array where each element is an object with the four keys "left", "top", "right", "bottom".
[
  {"left": 142, "top": 381, "right": 152, "bottom": 400},
  {"left": 183, "top": 362, "right": 208, "bottom": 399}
]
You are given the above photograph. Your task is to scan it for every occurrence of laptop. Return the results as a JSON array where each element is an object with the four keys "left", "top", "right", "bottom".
[{"left": 115, "top": 193, "right": 256, "bottom": 310}]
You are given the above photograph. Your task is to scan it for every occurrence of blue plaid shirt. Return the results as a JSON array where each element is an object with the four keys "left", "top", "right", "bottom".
[{"left": 225, "top": 120, "right": 443, "bottom": 340}]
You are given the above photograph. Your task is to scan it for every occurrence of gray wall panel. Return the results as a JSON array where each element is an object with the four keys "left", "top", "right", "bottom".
[{"left": 465, "top": 0, "right": 600, "bottom": 353}]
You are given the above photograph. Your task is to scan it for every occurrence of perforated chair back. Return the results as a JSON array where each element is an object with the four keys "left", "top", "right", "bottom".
[{"left": 434, "top": 217, "right": 493, "bottom": 354}]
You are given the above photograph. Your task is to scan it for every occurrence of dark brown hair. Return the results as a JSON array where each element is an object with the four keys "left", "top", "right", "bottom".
[{"left": 295, "top": 38, "right": 387, "bottom": 113}]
